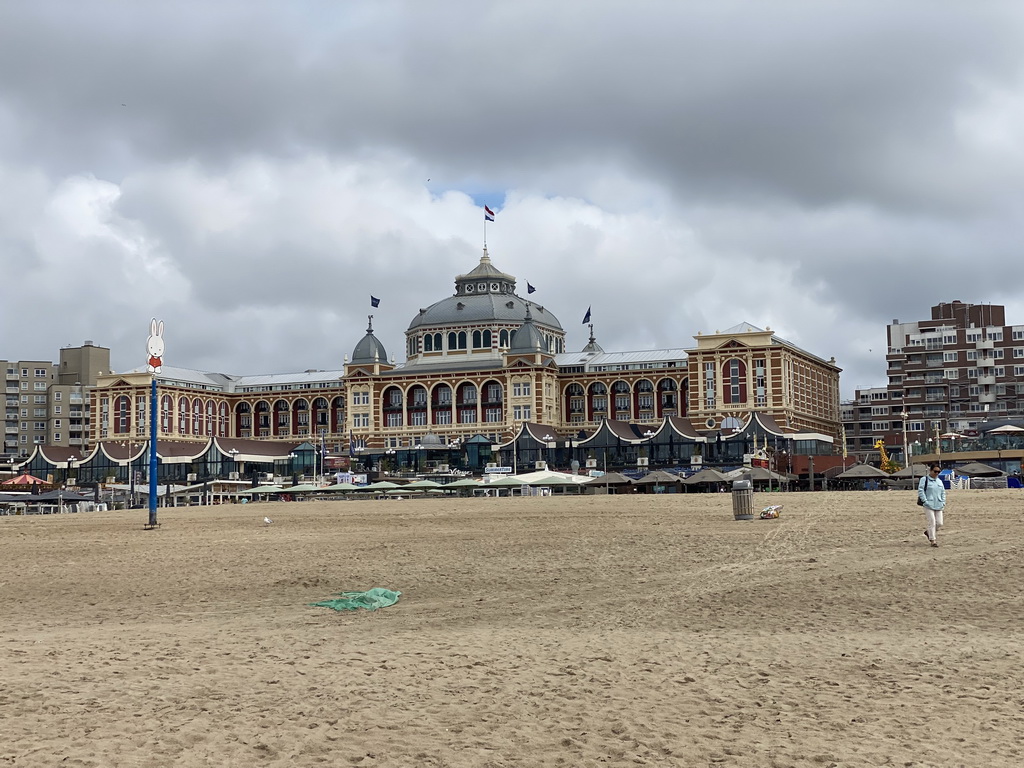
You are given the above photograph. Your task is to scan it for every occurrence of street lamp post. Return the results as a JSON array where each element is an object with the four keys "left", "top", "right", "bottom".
[
  {"left": 120, "top": 440, "right": 137, "bottom": 509},
  {"left": 900, "top": 410, "right": 912, "bottom": 484},
  {"left": 540, "top": 434, "right": 554, "bottom": 470}
]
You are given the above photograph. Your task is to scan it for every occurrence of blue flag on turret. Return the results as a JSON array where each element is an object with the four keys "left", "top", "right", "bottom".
[
  {"left": 370, "top": 296, "right": 380, "bottom": 308},
  {"left": 582, "top": 306, "right": 591, "bottom": 324},
  {"left": 527, "top": 283, "right": 536, "bottom": 294}
]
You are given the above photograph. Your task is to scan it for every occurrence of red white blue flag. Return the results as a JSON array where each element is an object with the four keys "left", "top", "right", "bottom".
[{"left": 484, "top": 206, "right": 495, "bottom": 222}]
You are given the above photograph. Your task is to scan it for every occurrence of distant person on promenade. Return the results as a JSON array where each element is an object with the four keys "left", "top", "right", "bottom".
[{"left": 919, "top": 462, "right": 946, "bottom": 547}]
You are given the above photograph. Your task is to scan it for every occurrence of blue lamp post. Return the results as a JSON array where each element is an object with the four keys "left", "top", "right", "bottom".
[{"left": 145, "top": 318, "right": 164, "bottom": 529}]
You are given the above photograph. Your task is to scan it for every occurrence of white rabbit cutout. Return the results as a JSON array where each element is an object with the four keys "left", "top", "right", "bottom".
[{"left": 147, "top": 318, "right": 165, "bottom": 373}]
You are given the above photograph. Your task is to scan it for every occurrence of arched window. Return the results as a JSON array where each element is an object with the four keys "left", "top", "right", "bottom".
[
  {"left": 658, "top": 379, "right": 679, "bottom": 416},
  {"left": 457, "top": 331, "right": 467, "bottom": 349},
  {"left": 206, "top": 401, "right": 216, "bottom": 436},
  {"left": 424, "top": 334, "right": 433, "bottom": 352},
  {"left": 472, "top": 330, "right": 483, "bottom": 348},
  {"left": 499, "top": 329, "right": 510, "bottom": 347},
  {"left": 179, "top": 397, "right": 190, "bottom": 434},
  {"left": 448, "top": 331, "right": 457, "bottom": 349},
  {"left": 115, "top": 395, "right": 131, "bottom": 434},
  {"left": 482, "top": 329, "right": 491, "bottom": 347},
  {"left": 218, "top": 403, "right": 228, "bottom": 436},
  {"left": 161, "top": 395, "right": 172, "bottom": 434},
  {"left": 635, "top": 379, "right": 655, "bottom": 415},
  {"left": 723, "top": 359, "right": 747, "bottom": 404},
  {"left": 192, "top": 398, "right": 202, "bottom": 435},
  {"left": 274, "top": 399, "right": 289, "bottom": 435}
]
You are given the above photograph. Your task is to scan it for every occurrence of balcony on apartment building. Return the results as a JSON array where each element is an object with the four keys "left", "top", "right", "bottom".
[{"left": 975, "top": 338, "right": 994, "bottom": 350}]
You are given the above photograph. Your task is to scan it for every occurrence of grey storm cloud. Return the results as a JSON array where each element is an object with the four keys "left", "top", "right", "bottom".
[{"left": 2, "top": 1, "right": 1024, "bottom": 396}]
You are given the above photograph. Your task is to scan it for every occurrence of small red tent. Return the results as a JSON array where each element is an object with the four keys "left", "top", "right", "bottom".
[{"left": 0, "top": 473, "right": 49, "bottom": 486}]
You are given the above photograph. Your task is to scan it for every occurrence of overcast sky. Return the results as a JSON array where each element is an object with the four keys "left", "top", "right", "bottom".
[{"left": 3, "top": 1, "right": 1023, "bottom": 398}]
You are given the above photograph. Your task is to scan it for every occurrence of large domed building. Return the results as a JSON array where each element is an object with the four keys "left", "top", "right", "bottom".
[{"left": 75, "top": 247, "right": 841, "bottom": 478}]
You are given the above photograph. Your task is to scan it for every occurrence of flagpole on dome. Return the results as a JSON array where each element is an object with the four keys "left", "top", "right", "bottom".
[{"left": 483, "top": 204, "right": 495, "bottom": 250}]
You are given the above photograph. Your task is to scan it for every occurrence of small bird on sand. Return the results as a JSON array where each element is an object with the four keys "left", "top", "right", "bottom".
[{"left": 264, "top": 516, "right": 273, "bottom": 525}]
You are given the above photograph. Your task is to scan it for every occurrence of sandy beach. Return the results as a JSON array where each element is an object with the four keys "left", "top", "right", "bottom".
[{"left": 2, "top": 489, "right": 1022, "bottom": 767}]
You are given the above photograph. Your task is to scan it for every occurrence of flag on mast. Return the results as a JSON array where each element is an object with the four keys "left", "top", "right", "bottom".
[
  {"left": 370, "top": 296, "right": 380, "bottom": 308},
  {"left": 582, "top": 306, "right": 592, "bottom": 324},
  {"left": 527, "top": 283, "right": 536, "bottom": 294},
  {"left": 484, "top": 205, "right": 495, "bottom": 222}
]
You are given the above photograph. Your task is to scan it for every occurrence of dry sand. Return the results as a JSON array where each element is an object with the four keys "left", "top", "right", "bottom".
[{"left": 2, "top": 489, "right": 1023, "bottom": 767}]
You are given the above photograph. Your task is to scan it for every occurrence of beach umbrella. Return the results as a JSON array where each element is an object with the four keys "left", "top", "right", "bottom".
[
  {"left": 634, "top": 470, "right": 684, "bottom": 486},
  {"left": 954, "top": 462, "right": 1005, "bottom": 477},
  {"left": 282, "top": 483, "right": 320, "bottom": 493},
  {"left": 321, "top": 482, "right": 359, "bottom": 492},
  {"left": 359, "top": 481, "right": 402, "bottom": 491},
  {"left": 728, "top": 466, "right": 791, "bottom": 483},
  {"left": 521, "top": 471, "right": 588, "bottom": 486},
  {"left": 485, "top": 476, "right": 526, "bottom": 487},
  {"left": 444, "top": 478, "right": 482, "bottom": 487},
  {"left": 835, "top": 464, "right": 889, "bottom": 479},
  {"left": 1, "top": 473, "right": 48, "bottom": 486},
  {"left": 27, "top": 490, "right": 92, "bottom": 503},
  {"left": 681, "top": 468, "right": 729, "bottom": 485},
  {"left": 890, "top": 463, "right": 931, "bottom": 478},
  {"left": 249, "top": 486, "right": 284, "bottom": 495},
  {"left": 986, "top": 424, "right": 1024, "bottom": 433},
  {"left": 402, "top": 479, "right": 443, "bottom": 490},
  {"left": 581, "top": 472, "right": 633, "bottom": 487}
]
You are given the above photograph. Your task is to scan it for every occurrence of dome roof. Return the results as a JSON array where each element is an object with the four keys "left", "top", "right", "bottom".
[
  {"left": 407, "top": 250, "right": 563, "bottom": 332},
  {"left": 509, "top": 307, "right": 546, "bottom": 353},
  {"left": 408, "top": 292, "right": 562, "bottom": 331},
  {"left": 351, "top": 319, "right": 388, "bottom": 364}
]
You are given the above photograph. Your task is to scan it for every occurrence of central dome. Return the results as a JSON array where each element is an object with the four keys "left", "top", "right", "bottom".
[
  {"left": 406, "top": 250, "right": 563, "bottom": 332},
  {"left": 403, "top": 250, "right": 565, "bottom": 364}
]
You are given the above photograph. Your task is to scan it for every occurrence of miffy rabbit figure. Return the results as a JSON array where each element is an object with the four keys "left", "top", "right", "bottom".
[{"left": 147, "top": 318, "right": 165, "bottom": 373}]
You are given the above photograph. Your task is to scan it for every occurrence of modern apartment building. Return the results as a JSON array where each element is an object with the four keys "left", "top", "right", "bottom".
[
  {"left": 843, "top": 300, "right": 1024, "bottom": 459},
  {"left": 3, "top": 360, "right": 55, "bottom": 458},
  {"left": 1, "top": 341, "right": 109, "bottom": 460}
]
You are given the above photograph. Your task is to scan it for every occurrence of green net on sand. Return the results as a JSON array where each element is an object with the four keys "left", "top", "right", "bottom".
[{"left": 309, "top": 587, "right": 401, "bottom": 612}]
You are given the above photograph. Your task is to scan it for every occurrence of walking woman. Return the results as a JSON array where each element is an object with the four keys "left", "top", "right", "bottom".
[{"left": 919, "top": 463, "right": 946, "bottom": 547}]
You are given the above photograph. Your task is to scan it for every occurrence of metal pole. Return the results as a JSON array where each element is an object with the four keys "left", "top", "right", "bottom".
[
  {"left": 148, "top": 378, "right": 158, "bottom": 526},
  {"left": 901, "top": 410, "right": 910, "bottom": 484}
]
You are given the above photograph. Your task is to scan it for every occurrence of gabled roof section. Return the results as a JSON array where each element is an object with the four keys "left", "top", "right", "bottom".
[
  {"left": 751, "top": 412, "right": 789, "bottom": 436},
  {"left": 36, "top": 445, "right": 93, "bottom": 465},
  {"left": 573, "top": 418, "right": 645, "bottom": 448},
  {"left": 214, "top": 437, "right": 302, "bottom": 462},
  {"left": 665, "top": 416, "right": 705, "bottom": 440},
  {"left": 721, "top": 322, "right": 765, "bottom": 335},
  {"left": 100, "top": 441, "right": 149, "bottom": 462},
  {"left": 157, "top": 440, "right": 211, "bottom": 460},
  {"left": 494, "top": 421, "right": 560, "bottom": 448}
]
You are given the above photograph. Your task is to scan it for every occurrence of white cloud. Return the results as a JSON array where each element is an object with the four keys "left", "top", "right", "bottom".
[{"left": 3, "top": 2, "right": 1024, "bottom": 402}]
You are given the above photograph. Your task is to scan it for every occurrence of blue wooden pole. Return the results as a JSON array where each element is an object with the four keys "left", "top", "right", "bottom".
[{"left": 148, "top": 377, "right": 158, "bottom": 526}]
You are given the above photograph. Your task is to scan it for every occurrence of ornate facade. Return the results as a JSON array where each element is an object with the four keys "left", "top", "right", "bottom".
[{"left": 88, "top": 250, "right": 842, "bottom": 459}]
